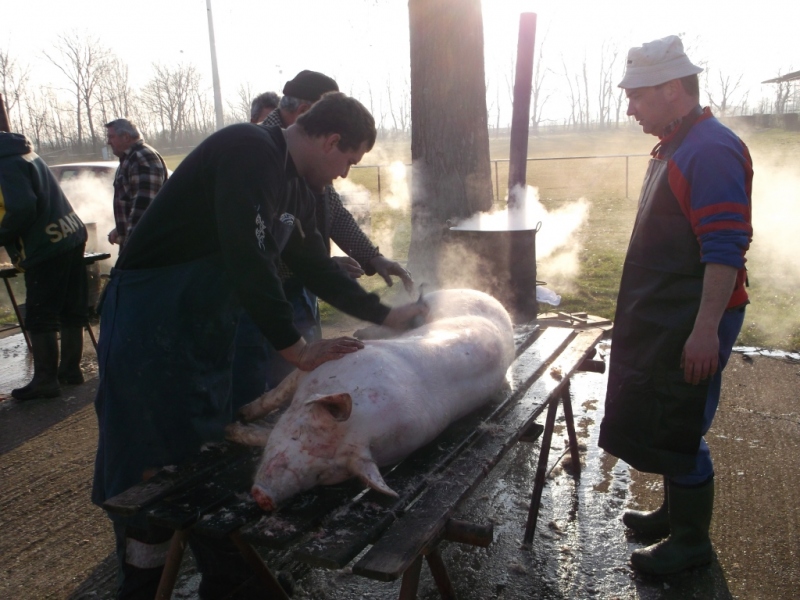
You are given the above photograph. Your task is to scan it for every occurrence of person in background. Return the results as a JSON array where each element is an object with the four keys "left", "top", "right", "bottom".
[
  {"left": 230, "top": 71, "right": 413, "bottom": 410},
  {"left": 599, "top": 35, "right": 753, "bottom": 575},
  {"left": 104, "top": 118, "right": 168, "bottom": 252},
  {"left": 93, "top": 92, "right": 426, "bottom": 598},
  {"left": 0, "top": 132, "right": 89, "bottom": 399},
  {"left": 250, "top": 90, "right": 280, "bottom": 124}
]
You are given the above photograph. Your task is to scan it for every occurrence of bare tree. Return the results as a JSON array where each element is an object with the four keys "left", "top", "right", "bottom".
[
  {"left": 774, "top": 80, "right": 791, "bottom": 114},
  {"left": 385, "top": 76, "right": 411, "bottom": 136},
  {"left": 44, "top": 32, "right": 112, "bottom": 151},
  {"left": 229, "top": 82, "right": 256, "bottom": 122},
  {"left": 561, "top": 56, "right": 579, "bottom": 128},
  {"left": 530, "top": 36, "right": 551, "bottom": 133},
  {"left": 0, "top": 46, "right": 30, "bottom": 132},
  {"left": 141, "top": 62, "right": 202, "bottom": 146},
  {"left": 596, "top": 40, "right": 620, "bottom": 128},
  {"left": 407, "top": 0, "right": 493, "bottom": 285},
  {"left": 97, "top": 56, "right": 135, "bottom": 124},
  {"left": 706, "top": 69, "right": 744, "bottom": 117}
]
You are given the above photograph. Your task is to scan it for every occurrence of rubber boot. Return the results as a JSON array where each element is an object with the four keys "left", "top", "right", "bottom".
[
  {"left": 12, "top": 332, "right": 61, "bottom": 400},
  {"left": 58, "top": 326, "right": 85, "bottom": 385},
  {"left": 630, "top": 478, "right": 714, "bottom": 575},
  {"left": 622, "top": 477, "right": 670, "bottom": 539}
]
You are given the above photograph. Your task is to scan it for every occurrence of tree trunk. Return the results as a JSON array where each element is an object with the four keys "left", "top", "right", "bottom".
[{"left": 406, "top": 0, "right": 493, "bottom": 287}]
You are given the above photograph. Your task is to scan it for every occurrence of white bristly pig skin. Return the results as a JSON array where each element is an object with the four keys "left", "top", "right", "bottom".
[{"left": 247, "top": 288, "right": 515, "bottom": 511}]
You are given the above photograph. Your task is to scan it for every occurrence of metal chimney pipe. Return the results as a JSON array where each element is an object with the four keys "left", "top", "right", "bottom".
[
  {"left": 508, "top": 13, "right": 538, "bottom": 320},
  {"left": 507, "top": 12, "right": 537, "bottom": 206}
]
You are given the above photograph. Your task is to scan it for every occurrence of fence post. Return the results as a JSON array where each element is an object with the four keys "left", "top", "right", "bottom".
[
  {"left": 625, "top": 156, "right": 629, "bottom": 199},
  {"left": 376, "top": 166, "right": 381, "bottom": 203},
  {"left": 494, "top": 160, "right": 500, "bottom": 201}
]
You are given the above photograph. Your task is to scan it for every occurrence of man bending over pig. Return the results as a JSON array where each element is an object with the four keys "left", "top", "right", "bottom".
[{"left": 92, "top": 92, "right": 426, "bottom": 599}]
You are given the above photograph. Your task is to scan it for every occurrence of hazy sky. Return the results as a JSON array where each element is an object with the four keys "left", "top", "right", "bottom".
[{"left": 4, "top": 0, "right": 799, "bottom": 122}]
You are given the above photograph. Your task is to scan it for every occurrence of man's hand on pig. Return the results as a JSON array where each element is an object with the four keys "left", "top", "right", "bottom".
[
  {"left": 279, "top": 336, "right": 365, "bottom": 371},
  {"left": 369, "top": 256, "right": 414, "bottom": 294},
  {"left": 382, "top": 301, "right": 430, "bottom": 331},
  {"left": 332, "top": 256, "right": 365, "bottom": 279}
]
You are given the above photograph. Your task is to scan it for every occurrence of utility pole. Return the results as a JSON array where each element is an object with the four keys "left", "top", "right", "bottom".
[{"left": 206, "top": 0, "right": 225, "bottom": 130}]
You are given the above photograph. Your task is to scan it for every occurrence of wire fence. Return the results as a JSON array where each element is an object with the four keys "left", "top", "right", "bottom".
[{"left": 352, "top": 153, "right": 650, "bottom": 203}]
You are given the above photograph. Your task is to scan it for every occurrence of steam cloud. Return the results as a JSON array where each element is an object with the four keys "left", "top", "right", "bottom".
[
  {"left": 58, "top": 173, "right": 118, "bottom": 267},
  {"left": 448, "top": 185, "right": 591, "bottom": 293},
  {"left": 744, "top": 158, "right": 800, "bottom": 348}
]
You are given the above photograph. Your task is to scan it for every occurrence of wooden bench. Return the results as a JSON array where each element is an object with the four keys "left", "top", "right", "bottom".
[{"left": 103, "top": 320, "right": 607, "bottom": 599}]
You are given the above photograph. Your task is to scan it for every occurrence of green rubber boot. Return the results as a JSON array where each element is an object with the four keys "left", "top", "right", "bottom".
[
  {"left": 623, "top": 477, "right": 670, "bottom": 539},
  {"left": 12, "top": 332, "right": 61, "bottom": 400},
  {"left": 630, "top": 478, "right": 714, "bottom": 575},
  {"left": 58, "top": 326, "right": 85, "bottom": 385}
]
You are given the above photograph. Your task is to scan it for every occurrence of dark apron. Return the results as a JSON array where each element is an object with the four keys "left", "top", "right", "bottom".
[
  {"left": 92, "top": 253, "right": 240, "bottom": 507},
  {"left": 599, "top": 108, "right": 710, "bottom": 476}
]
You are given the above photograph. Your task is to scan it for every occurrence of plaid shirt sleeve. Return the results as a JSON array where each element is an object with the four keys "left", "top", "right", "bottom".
[
  {"left": 123, "top": 144, "right": 167, "bottom": 239},
  {"left": 327, "top": 186, "right": 381, "bottom": 275},
  {"left": 114, "top": 143, "right": 167, "bottom": 244}
]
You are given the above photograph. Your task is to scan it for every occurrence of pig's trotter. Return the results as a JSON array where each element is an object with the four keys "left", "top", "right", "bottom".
[
  {"left": 225, "top": 422, "right": 274, "bottom": 447},
  {"left": 238, "top": 369, "right": 303, "bottom": 421}
]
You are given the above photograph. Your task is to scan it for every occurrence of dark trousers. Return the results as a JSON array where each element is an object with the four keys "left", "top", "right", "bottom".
[
  {"left": 112, "top": 519, "right": 268, "bottom": 599},
  {"left": 23, "top": 244, "right": 88, "bottom": 332}
]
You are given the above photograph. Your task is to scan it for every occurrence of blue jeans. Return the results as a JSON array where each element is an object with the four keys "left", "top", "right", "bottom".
[
  {"left": 670, "top": 307, "right": 745, "bottom": 486},
  {"left": 229, "top": 281, "right": 321, "bottom": 412}
]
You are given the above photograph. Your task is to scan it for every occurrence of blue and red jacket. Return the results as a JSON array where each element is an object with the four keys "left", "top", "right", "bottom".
[{"left": 657, "top": 107, "right": 753, "bottom": 308}]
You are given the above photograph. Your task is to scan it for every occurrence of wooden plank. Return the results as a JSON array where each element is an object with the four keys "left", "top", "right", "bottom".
[
  {"left": 292, "top": 328, "right": 576, "bottom": 570},
  {"left": 103, "top": 442, "right": 254, "bottom": 517},
  {"left": 352, "top": 328, "right": 604, "bottom": 581},
  {"left": 147, "top": 453, "right": 260, "bottom": 530}
]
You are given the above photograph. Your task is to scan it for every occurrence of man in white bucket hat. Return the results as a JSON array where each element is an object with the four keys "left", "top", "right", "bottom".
[{"left": 599, "top": 35, "right": 754, "bottom": 575}]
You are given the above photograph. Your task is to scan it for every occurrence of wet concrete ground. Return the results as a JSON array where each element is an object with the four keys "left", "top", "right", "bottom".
[{"left": 1, "top": 327, "right": 798, "bottom": 599}]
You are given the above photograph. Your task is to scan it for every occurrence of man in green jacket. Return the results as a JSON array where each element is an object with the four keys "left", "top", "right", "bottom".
[{"left": 0, "top": 132, "right": 89, "bottom": 399}]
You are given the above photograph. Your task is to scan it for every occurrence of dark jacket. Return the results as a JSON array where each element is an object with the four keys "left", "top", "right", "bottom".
[
  {"left": 117, "top": 123, "right": 389, "bottom": 350},
  {"left": 0, "top": 133, "right": 86, "bottom": 269}
]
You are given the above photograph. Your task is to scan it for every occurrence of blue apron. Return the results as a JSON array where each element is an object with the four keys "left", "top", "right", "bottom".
[{"left": 92, "top": 253, "right": 240, "bottom": 506}]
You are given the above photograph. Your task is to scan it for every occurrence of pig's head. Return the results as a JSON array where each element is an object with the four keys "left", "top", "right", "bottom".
[{"left": 251, "top": 392, "right": 398, "bottom": 511}]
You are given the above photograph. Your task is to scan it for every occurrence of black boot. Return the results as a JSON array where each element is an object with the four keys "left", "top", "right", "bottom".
[
  {"left": 58, "top": 326, "right": 85, "bottom": 384},
  {"left": 623, "top": 477, "right": 670, "bottom": 539},
  {"left": 12, "top": 332, "right": 61, "bottom": 400},
  {"left": 630, "top": 478, "right": 714, "bottom": 575}
]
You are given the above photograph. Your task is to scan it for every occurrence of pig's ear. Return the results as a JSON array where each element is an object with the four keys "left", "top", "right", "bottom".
[
  {"left": 307, "top": 393, "right": 352, "bottom": 422},
  {"left": 351, "top": 457, "right": 399, "bottom": 497}
]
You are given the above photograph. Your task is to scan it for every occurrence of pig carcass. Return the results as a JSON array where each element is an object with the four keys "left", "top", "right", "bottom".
[{"left": 232, "top": 288, "right": 515, "bottom": 511}]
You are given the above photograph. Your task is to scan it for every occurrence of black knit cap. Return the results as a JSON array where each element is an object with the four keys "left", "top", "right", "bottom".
[{"left": 282, "top": 70, "right": 339, "bottom": 102}]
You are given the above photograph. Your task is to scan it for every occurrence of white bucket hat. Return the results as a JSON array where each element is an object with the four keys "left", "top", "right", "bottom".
[{"left": 618, "top": 35, "right": 703, "bottom": 89}]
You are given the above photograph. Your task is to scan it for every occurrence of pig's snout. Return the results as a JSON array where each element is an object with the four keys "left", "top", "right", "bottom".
[{"left": 251, "top": 485, "right": 276, "bottom": 511}]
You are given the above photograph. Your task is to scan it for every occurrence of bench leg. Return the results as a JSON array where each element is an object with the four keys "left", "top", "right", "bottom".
[
  {"left": 86, "top": 322, "right": 99, "bottom": 352},
  {"left": 426, "top": 547, "right": 457, "bottom": 599},
  {"left": 523, "top": 389, "right": 560, "bottom": 545},
  {"left": 229, "top": 530, "right": 290, "bottom": 600},
  {"left": 156, "top": 529, "right": 190, "bottom": 600},
  {"left": 560, "top": 380, "right": 581, "bottom": 478},
  {"left": 3, "top": 277, "right": 31, "bottom": 351},
  {"left": 398, "top": 555, "right": 423, "bottom": 600}
]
